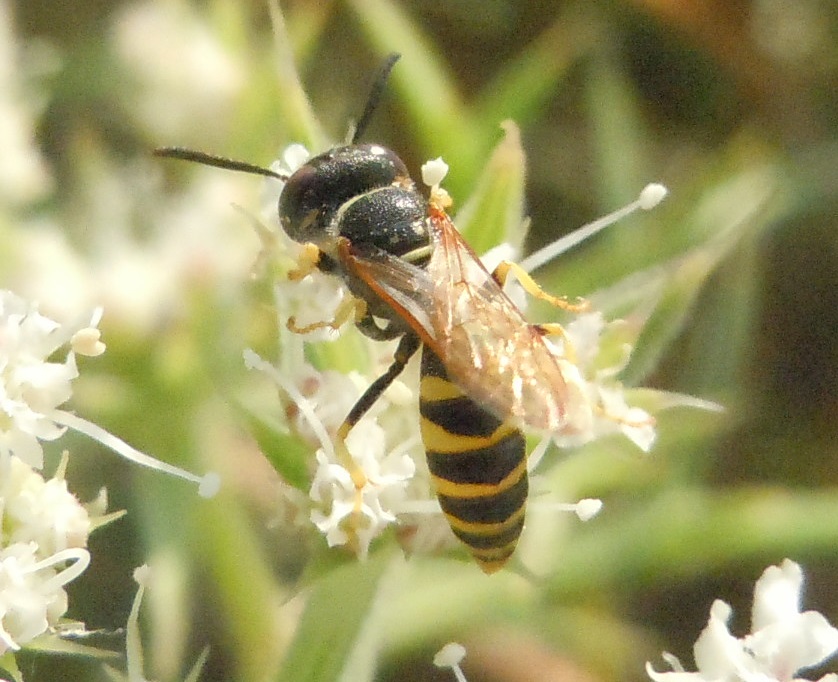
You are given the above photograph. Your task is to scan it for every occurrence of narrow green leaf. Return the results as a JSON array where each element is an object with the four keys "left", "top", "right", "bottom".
[
  {"left": 277, "top": 554, "right": 393, "bottom": 682},
  {"left": 269, "top": 1, "right": 328, "bottom": 151},
  {"left": 184, "top": 647, "right": 211, "bottom": 682},
  {"left": 475, "top": 14, "right": 592, "bottom": 131},
  {"left": 548, "top": 488, "right": 838, "bottom": 599},
  {"left": 454, "top": 121, "right": 528, "bottom": 254},
  {"left": 0, "top": 653, "right": 24, "bottom": 682},
  {"left": 584, "top": 54, "right": 649, "bottom": 210},
  {"left": 236, "top": 401, "right": 311, "bottom": 490},
  {"left": 615, "top": 249, "right": 720, "bottom": 386},
  {"left": 22, "top": 634, "right": 121, "bottom": 660},
  {"left": 591, "top": 163, "right": 789, "bottom": 386},
  {"left": 343, "top": 0, "right": 483, "bottom": 193}
]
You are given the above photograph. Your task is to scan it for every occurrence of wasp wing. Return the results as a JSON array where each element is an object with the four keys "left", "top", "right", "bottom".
[
  {"left": 425, "top": 210, "right": 568, "bottom": 432},
  {"left": 338, "top": 239, "right": 439, "bottom": 347},
  {"left": 341, "top": 210, "right": 569, "bottom": 433}
]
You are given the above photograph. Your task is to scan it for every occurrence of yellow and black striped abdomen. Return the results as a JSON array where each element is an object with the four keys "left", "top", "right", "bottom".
[{"left": 419, "top": 347, "right": 527, "bottom": 573}]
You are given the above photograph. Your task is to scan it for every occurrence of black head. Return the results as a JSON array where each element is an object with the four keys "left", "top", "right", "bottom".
[{"left": 278, "top": 144, "right": 414, "bottom": 246}]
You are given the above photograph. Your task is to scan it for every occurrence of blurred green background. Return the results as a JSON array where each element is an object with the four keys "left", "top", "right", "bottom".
[{"left": 2, "top": 0, "right": 837, "bottom": 680}]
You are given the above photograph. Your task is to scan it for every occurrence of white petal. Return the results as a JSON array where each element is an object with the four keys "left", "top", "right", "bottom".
[
  {"left": 694, "top": 600, "right": 748, "bottom": 679},
  {"left": 748, "top": 611, "right": 838, "bottom": 676},
  {"left": 645, "top": 661, "right": 706, "bottom": 682},
  {"left": 752, "top": 559, "right": 803, "bottom": 631}
]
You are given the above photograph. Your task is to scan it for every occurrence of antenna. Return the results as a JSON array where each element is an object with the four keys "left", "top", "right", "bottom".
[
  {"left": 153, "top": 147, "right": 288, "bottom": 181},
  {"left": 352, "top": 52, "right": 401, "bottom": 144}
]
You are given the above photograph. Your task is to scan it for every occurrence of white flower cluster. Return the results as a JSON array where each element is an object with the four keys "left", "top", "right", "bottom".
[
  {"left": 0, "top": 289, "right": 220, "bottom": 498},
  {"left": 648, "top": 559, "right": 838, "bottom": 682},
  {"left": 548, "top": 311, "right": 656, "bottom": 452},
  {"left": 0, "top": 287, "right": 223, "bottom": 655},
  {"left": 245, "top": 345, "right": 422, "bottom": 560},
  {"left": 0, "top": 290, "right": 103, "bottom": 469},
  {"left": 251, "top": 146, "right": 670, "bottom": 562},
  {"left": 0, "top": 456, "right": 92, "bottom": 654}
]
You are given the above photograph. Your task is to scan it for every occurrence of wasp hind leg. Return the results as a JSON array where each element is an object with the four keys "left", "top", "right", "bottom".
[
  {"left": 492, "top": 260, "right": 589, "bottom": 313},
  {"left": 333, "top": 333, "right": 421, "bottom": 552}
]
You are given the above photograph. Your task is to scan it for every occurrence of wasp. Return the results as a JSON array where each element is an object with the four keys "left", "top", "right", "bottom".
[{"left": 156, "top": 54, "right": 582, "bottom": 573}]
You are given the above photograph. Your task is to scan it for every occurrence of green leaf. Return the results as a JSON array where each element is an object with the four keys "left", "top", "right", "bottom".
[
  {"left": 547, "top": 487, "right": 838, "bottom": 600},
  {"left": 343, "top": 0, "right": 483, "bottom": 194},
  {"left": 585, "top": 53, "right": 649, "bottom": 210},
  {"left": 591, "top": 162, "right": 789, "bottom": 386},
  {"left": 22, "top": 633, "right": 121, "bottom": 660},
  {"left": 475, "top": 13, "right": 592, "bottom": 131},
  {"left": 268, "top": 1, "right": 328, "bottom": 151},
  {"left": 454, "top": 121, "right": 528, "bottom": 254},
  {"left": 276, "top": 554, "right": 394, "bottom": 682},
  {"left": 184, "top": 647, "right": 211, "bottom": 682},
  {"left": 0, "top": 653, "right": 23, "bottom": 682},
  {"left": 238, "top": 403, "right": 311, "bottom": 490}
]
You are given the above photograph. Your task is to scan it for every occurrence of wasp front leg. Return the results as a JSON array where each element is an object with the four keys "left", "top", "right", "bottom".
[
  {"left": 284, "top": 242, "right": 370, "bottom": 334},
  {"left": 287, "top": 242, "right": 322, "bottom": 281},
  {"left": 287, "top": 296, "right": 367, "bottom": 335}
]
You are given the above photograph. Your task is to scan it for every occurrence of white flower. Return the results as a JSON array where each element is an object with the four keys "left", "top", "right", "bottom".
[
  {"left": 0, "top": 456, "right": 91, "bottom": 557},
  {"left": 647, "top": 559, "right": 838, "bottom": 682},
  {"left": 0, "top": 1, "right": 51, "bottom": 206},
  {"left": 0, "top": 290, "right": 219, "bottom": 496},
  {"left": 0, "top": 542, "right": 90, "bottom": 655},
  {"left": 261, "top": 143, "right": 311, "bottom": 216},
  {"left": 0, "top": 290, "right": 79, "bottom": 468},
  {"left": 113, "top": 0, "right": 244, "bottom": 140},
  {"left": 548, "top": 312, "right": 656, "bottom": 452},
  {"left": 0, "top": 457, "right": 98, "bottom": 654},
  {"left": 309, "top": 418, "right": 416, "bottom": 559}
]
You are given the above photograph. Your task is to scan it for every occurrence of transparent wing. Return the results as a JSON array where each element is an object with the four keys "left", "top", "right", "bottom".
[
  {"left": 425, "top": 210, "right": 568, "bottom": 432},
  {"left": 338, "top": 239, "right": 438, "bottom": 346},
  {"left": 341, "top": 212, "right": 569, "bottom": 433}
]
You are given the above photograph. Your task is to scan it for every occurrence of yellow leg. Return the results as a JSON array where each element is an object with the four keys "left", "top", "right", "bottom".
[
  {"left": 493, "top": 260, "right": 589, "bottom": 313},
  {"left": 288, "top": 242, "right": 322, "bottom": 281},
  {"left": 534, "top": 322, "right": 578, "bottom": 364},
  {"left": 287, "top": 296, "right": 367, "bottom": 334}
]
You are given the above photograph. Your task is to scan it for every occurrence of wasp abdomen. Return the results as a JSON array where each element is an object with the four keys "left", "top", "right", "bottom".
[{"left": 419, "top": 348, "right": 527, "bottom": 573}]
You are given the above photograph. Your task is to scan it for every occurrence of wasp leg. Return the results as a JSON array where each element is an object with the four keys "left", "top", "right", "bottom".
[
  {"left": 356, "top": 311, "right": 404, "bottom": 341},
  {"left": 288, "top": 242, "right": 322, "bottom": 281},
  {"left": 493, "top": 261, "right": 589, "bottom": 313},
  {"left": 533, "top": 322, "right": 578, "bottom": 364},
  {"left": 287, "top": 296, "right": 367, "bottom": 334},
  {"left": 338, "top": 333, "right": 421, "bottom": 444},
  {"left": 334, "top": 334, "right": 422, "bottom": 550}
]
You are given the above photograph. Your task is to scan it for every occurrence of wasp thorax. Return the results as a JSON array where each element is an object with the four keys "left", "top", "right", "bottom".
[{"left": 279, "top": 144, "right": 420, "bottom": 247}]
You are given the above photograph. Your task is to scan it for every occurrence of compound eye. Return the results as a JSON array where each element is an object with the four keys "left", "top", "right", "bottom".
[{"left": 278, "top": 164, "right": 323, "bottom": 243}]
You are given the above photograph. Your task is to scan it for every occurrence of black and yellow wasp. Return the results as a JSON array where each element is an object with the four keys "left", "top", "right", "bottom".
[{"left": 156, "top": 55, "right": 577, "bottom": 573}]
